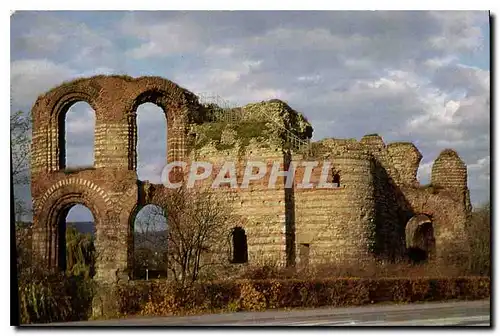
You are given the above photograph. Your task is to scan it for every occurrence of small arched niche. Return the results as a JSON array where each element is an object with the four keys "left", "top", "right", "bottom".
[{"left": 405, "top": 214, "right": 436, "bottom": 263}]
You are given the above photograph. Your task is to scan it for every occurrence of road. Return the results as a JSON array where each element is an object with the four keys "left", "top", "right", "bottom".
[{"left": 33, "top": 300, "right": 490, "bottom": 327}]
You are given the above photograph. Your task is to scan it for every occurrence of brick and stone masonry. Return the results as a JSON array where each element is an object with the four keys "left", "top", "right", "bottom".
[{"left": 30, "top": 75, "right": 470, "bottom": 291}]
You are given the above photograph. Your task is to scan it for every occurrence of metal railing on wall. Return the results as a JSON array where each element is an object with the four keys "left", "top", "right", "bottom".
[{"left": 197, "top": 92, "right": 311, "bottom": 154}]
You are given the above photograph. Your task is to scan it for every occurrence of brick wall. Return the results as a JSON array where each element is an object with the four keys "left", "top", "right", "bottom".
[{"left": 30, "top": 75, "right": 471, "bottom": 286}]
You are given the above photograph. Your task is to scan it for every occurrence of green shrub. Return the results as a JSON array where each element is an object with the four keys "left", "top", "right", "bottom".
[{"left": 18, "top": 268, "right": 95, "bottom": 324}]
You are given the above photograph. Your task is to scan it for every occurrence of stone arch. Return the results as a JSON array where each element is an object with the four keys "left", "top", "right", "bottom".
[
  {"left": 34, "top": 182, "right": 108, "bottom": 273},
  {"left": 31, "top": 75, "right": 205, "bottom": 173},
  {"left": 34, "top": 177, "right": 113, "bottom": 213},
  {"left": 403, "top": 189, "right": 468, "bottom": 260},
  {"left": 127, "top": 202, "right": 167, "bottom": 279},
  {"left": 42, "top": 82, "right": 101, "bottom": 122},
  {"left": 31, "top": 79, "right": 103, "bottom": 171},
  {"left": 124, "top": 77, "right": 201, "bottom": 171},
  {"left": 405, "top": 214, "right": 435, "bottom": 262}
]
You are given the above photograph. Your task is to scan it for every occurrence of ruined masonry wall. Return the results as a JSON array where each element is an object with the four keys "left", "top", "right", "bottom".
[
  {"left": 30, "top": 75, "right": 472, "bottom": 284},
  {"left": 293, "top": 150, "right": 375, "bottom": 264}
]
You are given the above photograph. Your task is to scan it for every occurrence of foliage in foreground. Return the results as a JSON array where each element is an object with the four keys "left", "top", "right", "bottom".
[
  {"left": 18, "top": 268, "right": 95, "bottom": 324},
  {"left": 116, "top": 276, "right": 490, "bottom": 317},
  {"left": 16, "top": 202, "right": 490, "bottom": 323},
  {"left": 17, "top": 226, "right": 97, "bottom": 324}
]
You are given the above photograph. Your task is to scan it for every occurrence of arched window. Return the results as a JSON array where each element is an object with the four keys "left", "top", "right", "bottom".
[
  {"left": 231, "top": 227, "right": 248, "bottom": 263},
  {"left": 136, "top": 103, "right": 167, "bottom": 183},
  {"left": 60, "top": 204, "right": 96, "bottom": 277},
  {"left": 332, "top": 172, "right": 341, "bottom": 187},
  {"left": 59, "top": 102, "right": 96, "bottom": 170},
  {"left": 133, "top": 204, "right": 167, "bottom": 279}
]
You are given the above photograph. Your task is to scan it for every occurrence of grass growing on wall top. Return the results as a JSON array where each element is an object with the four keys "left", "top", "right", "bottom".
[{"left": 194, "top": 121, "right": 271, "bottom": 150}]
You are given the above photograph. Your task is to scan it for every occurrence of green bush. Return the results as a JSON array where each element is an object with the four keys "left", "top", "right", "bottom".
[{"left": 18, "top": 268, "right": 95, "bottom": 324}]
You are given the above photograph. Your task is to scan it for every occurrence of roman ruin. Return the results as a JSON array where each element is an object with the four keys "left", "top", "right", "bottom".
[{"left": 30, "top": 75, "right": 471, "bottom": 285}]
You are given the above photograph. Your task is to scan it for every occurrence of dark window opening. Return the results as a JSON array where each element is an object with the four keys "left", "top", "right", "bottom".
[
  {"left": 332, "top": 172, "right": 340, "bottom": 187},
  {"left": 408, "top": 222, "right": 435, "bottom": 264},
  {"left": 231, "top": 227, "right": 248, "bottom": 263},
  {"left": 407, "top": 247, "right": 427, "bottom": 264}
]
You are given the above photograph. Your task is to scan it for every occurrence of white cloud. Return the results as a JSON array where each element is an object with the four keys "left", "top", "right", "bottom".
[
  {"left": 428, "top": 11, "right": 485, "bottom": 53},
  {"left": 121, "top": 14, "right": 206, "bottom": 59},
  {"left": 66, "top": 106, "right": 96, "bottom": 136},
  {"left": 417, "top": 161, "right": 433, "bottom": 185},
  {"left": 10, "top": 59, "right": 75, "bottom": 107},
  {"left": 10, "top": 11, "right": 490, "bottom": 208},
  {"left": 468, "top": 155, "right": 490, "bottom": 172},
  {"left": 137, "top": 162, "right": 165, "bottom": 184},
  {"left": 13, "top": 12, "right": 116, "bottom": 67}
]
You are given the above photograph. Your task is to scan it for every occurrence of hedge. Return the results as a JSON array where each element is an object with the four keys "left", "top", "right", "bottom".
[{"left": 115, "top": 276, "right": 490, "bottom": 317}]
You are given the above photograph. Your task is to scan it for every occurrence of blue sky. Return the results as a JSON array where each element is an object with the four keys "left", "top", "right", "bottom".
[{"left": 10, "top": 11, "right": 490, "bottom": 222}]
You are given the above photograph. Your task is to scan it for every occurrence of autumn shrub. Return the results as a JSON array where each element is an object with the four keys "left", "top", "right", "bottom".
[
  {"left": 238, "top": 258, "right": 464, "bottom": 281},
  {"left": 466, "top": 203, "right": 491, "bottom": 276},
  {"left": 126, "top": 276, "right": 489, "bottom": 318}
]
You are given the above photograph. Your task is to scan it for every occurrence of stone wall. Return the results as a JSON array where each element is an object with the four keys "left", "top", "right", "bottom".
[{"left": 30, "top": 75, "right": 471, "bottom": 288}]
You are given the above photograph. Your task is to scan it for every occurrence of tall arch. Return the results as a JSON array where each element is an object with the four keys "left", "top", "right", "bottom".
[
  {"left": 60, "top": 204, "right": 96, "bottom": 276},
  {"left": 61, "top": 101, "right": 96, "bottom": 169},
  {"left": 31, "top": 80, "right": 101, "bottom": 172},
  {"left": 124, "top": 77, "right": 204, "bottom": 170},
  {"left": 31, "top": 181, "right": 123, "bottom": 281},
  {"left": 134, "top": 103, "right": 167, "bottom": 183},
  {"left": 41, "top": 193, "right": 101, "bottom": 272},
  {"left": 31, "top": 75, "right": 204, "bottom": 174},
  {"left": 128, "top": 203, "right": 168, "bottom": 279}
]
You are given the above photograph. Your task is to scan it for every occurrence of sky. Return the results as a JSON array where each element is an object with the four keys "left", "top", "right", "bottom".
[{"left": 10, "top": 10, "right": 490, "bottom": 222}]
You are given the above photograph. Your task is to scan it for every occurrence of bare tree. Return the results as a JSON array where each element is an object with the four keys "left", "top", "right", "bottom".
[
  {"left": 11, "top": 110, "right": 31, "bottom": 186},
  {"left": 146, "top": 186, "right": 237, "bottom": 285},
  {"left": 466, "top": 202, "right": 490, "bottom": 275},
  {"left": 133, "top": 204, "right": 168, "bottom": 279},
  {"left": 11, "top": 110, "right": 32, "bottom": 222}
]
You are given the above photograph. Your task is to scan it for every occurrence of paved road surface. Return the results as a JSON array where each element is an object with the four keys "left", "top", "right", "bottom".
[{"left": 34, "top": 300, "right": 490, "bottom": 327}]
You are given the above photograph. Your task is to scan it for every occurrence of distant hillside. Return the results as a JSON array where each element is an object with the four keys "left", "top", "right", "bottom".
[
  {"left": 67, "top": 222, "right": 94, "bottom": 235},
  {"left": 16, "top": 221, "right": 167, "bottom": 252}
]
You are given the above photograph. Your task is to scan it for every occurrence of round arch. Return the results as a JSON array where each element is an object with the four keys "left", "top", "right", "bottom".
[
  {"left": 33, "top": 77, "right": 102, "bottom": 126},
  {"left": 31, "top": 75, "right": 205, "bottom": 173},
  {"left": 44, "top": 193, "right": 102, "bottom": 272},
  {"left": 403, "top": 189, "right": 468, "bottom": 261},
  {"left": 35, "top": 182, "right": 108, "bottom": 275},
  {"left": 32, "top": 80, "right": 102, "bottom": 171},
  {"left": 405, "top": 214, "right": 435, "bottom": 263},
  {"left": 128, "top": 203, "right": 168, "bottom": 279}
]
